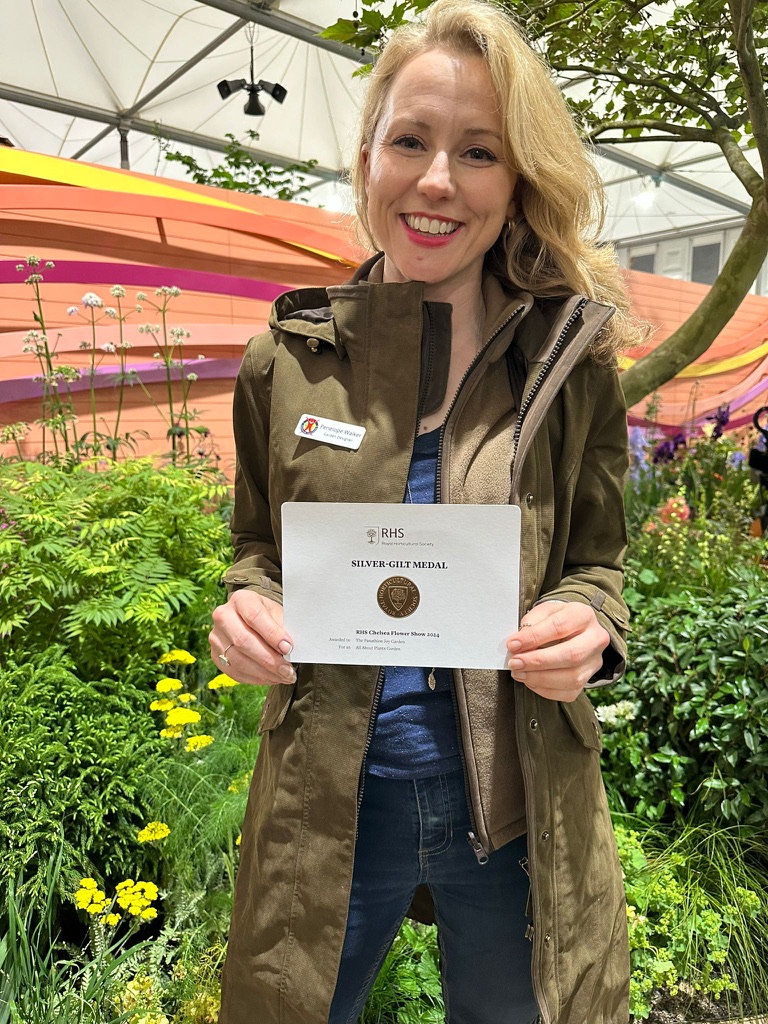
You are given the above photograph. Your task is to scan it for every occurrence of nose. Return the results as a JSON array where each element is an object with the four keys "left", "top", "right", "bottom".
[{"left": 418, "top": 151, "right": 456, "bottom": 201}]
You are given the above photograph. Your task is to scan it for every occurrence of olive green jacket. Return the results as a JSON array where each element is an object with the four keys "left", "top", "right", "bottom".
[{"left": 219, "top": 255, "right": 631, "bottom": 1024}]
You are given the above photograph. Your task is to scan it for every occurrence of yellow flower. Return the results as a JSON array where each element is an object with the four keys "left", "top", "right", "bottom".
[
  {"left": 165, "top": 707, "right": 201, "bottom": 727},
  {"left": 227, "top": 770, "right": 252, "bottom": 794},
  {"left": 176, "top": 692, "right": 197, "bottom": 703},
  {"left": 155, "top": 677, "right": 183, "bottom": 692},
  {"left": 74, "top": 890, "right": 92, "bottom": 909},
  {"left": 160, "top": 725, "right": 184, "bottom": 739},
  {"left": 78, "top": 877, "right": 98, "bottom": 889},
  {"left": 87, "top": 903, "right": 104, "bottom": 915},
  {"left": 137, "top": 821, "right": 171, "bottom": 843},
  {"left": 208, "top": 672, "right": 238, "bottom": 690},
  {"left": 140, "top": 907, "right": 158, "bottom": 921},
  {"left": 116, "top": 879, "right": 134, "bottom": 890},
  {"left": 102, "top": 912, "right": 121, "bottom": 927},
  {"left": 150, "top": 698, "right": 174, "bottom": 711},
  {"left": 158, "top": 649, "right": 196, "bottom": 665},
  {"left": 236, "top": 833, "right": 241, "bottom": 846},
  {"left": 185, "top": 733, "right": 214, "bottom": 752}
]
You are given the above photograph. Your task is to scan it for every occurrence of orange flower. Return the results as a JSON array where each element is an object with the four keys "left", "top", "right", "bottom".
[{"left": 659, "top": 496, "right": 690, "bottom": 523}]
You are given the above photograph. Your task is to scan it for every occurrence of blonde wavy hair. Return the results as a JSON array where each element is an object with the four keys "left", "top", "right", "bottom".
[{"left": 350, "top": 0, "right": 638, "bottom": 358}]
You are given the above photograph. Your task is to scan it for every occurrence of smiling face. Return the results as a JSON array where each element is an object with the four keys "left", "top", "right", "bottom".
[{"left": 361, "top": 48, "right": 518, "bottom": 303}]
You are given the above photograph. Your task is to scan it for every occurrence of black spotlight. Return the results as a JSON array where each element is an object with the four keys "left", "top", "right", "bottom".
[
  {"left": 259, "top": 80, "right": 287, "bottom": 104},
  {"left": 216, "top": 76, "right": 287, "bottom": 117},
  {"left": 243, "top": 85, "right": 266, "bottom": 117},
  {"left": 217, "top": 78, "right": 247, "bottom": 101}
]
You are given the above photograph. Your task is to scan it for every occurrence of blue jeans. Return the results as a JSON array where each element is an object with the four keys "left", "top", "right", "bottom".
[{"left": 329, "top": 769, "right": 539, "bottom": 1024}]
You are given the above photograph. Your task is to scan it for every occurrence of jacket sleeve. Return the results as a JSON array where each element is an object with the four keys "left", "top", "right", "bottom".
[
  {"left": 221, "top": 331, "right": 284, "bottom": 605},
  {"left": 535, "top": 362, "right": 630, "bottom": 685}
]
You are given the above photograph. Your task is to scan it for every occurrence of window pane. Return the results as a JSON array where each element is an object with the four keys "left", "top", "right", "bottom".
[
  {"left": 630, "top": 253, "right": 655, "bottom": 274},
  {"left": 691, "top": 243, "right": 720, "bottom": 285}
]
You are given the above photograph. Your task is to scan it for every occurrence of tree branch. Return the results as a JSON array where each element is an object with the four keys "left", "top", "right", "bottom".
[
  {"left": 715, "top": 126, "right": 764, "bottom": 198},
  {"left": 728, "top": 0, "right": 768, "bottom": 181},
  {"left": 587, "top": 119, "right": 714, "bottom": 143},
  {"left": 537, "top": 0, "right": 612, "bottom": 35},
  {"left": 555, "top": 63, "right": 717, "bottom": 123},
  {"left": 622, "top": 58, "right": 725, "bottom": 117},
  {"left": 621, "top": 198, "right": 768, "bottom": 406}
]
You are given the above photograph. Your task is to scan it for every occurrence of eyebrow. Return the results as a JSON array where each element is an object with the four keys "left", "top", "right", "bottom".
[{"left": 391, "top": 117, "right": 503, "bottom": 142}]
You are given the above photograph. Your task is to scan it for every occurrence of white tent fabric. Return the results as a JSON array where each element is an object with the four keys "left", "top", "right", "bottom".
[{"left": 0, "top": 0, "right": 757, "bottom": 240}]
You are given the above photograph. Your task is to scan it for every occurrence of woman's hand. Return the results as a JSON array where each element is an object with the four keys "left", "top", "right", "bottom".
[
  {"left": 209, "top": 590, "right": 295, "bottom": 686},
  {"left": 506, "top": 600, "right": 609, "bottom": 703}
]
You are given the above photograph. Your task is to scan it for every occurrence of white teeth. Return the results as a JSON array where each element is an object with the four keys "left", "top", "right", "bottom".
[{"left": 405, "top": 215, "right": 459, "bottom": 236}]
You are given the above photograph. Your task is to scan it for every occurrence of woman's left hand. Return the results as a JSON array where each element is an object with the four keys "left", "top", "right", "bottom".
[{"left": 506, "top": 600, "right": 610, "bottom": 703}]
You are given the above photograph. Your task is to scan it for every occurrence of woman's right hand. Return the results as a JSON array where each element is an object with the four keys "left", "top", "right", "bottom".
[{"left": 209, "top": 590, "right": 295, "bottom": 686}]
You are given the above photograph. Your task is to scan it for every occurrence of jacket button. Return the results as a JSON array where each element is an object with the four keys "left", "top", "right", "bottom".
[
  {"left": 231, "top": 575, "right": 248, "bottom": 583},
  {"left": 544, "top": 933, "right": 551, "bottom": 947},
  {"left": 529, "top": 719, "right": 538, "bottom": 731},
  {"left": 525, "top": 492, "right": 534, "bottom": 507},
  {"left": 541, "top": 830, "right": 550, "bottom": 841}
]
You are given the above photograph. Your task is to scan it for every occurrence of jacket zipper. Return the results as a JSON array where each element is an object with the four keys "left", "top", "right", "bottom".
[
  {"left": 510, "top": 297, "right": 589, "bottom": 471},
  {"left": 355, "top": 666, "right": 385, "bottom": 841},
  {"left": 509, "top": 296, "right": 589, "bottom": 627},
  {"left": 355, "top": 307, "right": 438, "bottom": 837},
  {"left": 434, "top": 303, "right": 526, "bottom": 864}
]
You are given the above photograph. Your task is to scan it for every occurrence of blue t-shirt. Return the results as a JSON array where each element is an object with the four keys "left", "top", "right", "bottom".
[{"left": 365, "top": 427, "right": 463, "bottom": 779}]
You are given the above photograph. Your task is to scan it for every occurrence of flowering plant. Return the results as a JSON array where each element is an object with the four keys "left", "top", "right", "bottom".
[{"left": 6, "top": 258, "right": 217, "bottom": 468}]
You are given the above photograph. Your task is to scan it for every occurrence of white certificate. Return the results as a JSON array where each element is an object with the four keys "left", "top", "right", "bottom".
[{"left": 282, "top": 502, "right": 520, "bottom": 669}]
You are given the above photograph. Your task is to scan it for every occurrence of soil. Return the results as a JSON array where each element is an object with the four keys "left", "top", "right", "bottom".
[{"left": 646, "top": 987, "right": 766, "bottom": 1024}]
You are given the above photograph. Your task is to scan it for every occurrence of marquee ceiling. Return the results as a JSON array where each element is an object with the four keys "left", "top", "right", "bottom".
[{"left": 0, "top": 0, "right": 757, "bottom": 242}]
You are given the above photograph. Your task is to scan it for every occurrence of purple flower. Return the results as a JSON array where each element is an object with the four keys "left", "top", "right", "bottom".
[
  {"left": 652, "top": 432, "right": 686, "bottom": 464},
  {"left": 706, "top": 404, "right": 731, "bottom": 440},
  {"left": 728, "top": 451, "right": 747, "bottom": 469}
]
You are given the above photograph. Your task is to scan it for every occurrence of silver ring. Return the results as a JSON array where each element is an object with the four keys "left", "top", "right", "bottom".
[{"left": 219, "top": 642, "right": 234, "bottom": 666}]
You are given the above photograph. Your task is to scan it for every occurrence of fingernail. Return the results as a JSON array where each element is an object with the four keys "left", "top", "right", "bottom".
[
  {"left": 508, "top": 658, "right": 524, "bottom": 672},
  {"left": 508, "top": 640, "right": 522, "bottom": 652},
  {"left": 279, "top": 664, "right": 294, "bottom": 680},
  {"left": 278, "top": 640, "right": 292, "bottom": 655}
]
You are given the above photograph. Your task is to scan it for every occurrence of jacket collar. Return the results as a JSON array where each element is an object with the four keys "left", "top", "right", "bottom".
[{"left": 269, "top": 251, "right": 612, "bottom": 371}]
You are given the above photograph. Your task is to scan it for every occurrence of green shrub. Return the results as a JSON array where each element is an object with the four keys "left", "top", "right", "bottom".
[
  {"left": 361, "top": 920, "right": 443, "bottom": 1024},
  {"left": 0, "top": 650, "right": 171, "bottom": 916},
  {"left": 617, "top": 822, "right": 768, "bottom": 1021},
  {"left": 596, "top": 562, "right": 768, "bottom": 826},
  {"left": 142, "top": 679, "right": 266, "bottom": 942},
  {"left": 0, "top": 459, "right": 231, "bottom": 677}
]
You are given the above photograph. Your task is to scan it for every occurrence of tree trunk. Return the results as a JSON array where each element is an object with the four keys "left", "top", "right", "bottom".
[{"left": 620, "top": 196, "right": 768, "bottom": 408}]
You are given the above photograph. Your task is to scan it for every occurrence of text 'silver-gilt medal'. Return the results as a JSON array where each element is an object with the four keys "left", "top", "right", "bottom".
[{"left": 377, "top": 576, "right": 420, "bottom": 618}]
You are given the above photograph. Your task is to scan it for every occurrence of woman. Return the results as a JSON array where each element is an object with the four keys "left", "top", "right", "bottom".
[{"left": 211, "top": 1, "right": 634, "bottom": 1022}]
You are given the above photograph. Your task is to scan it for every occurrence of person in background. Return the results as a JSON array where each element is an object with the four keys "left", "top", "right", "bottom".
[{"left": 210, "top": 1, "right": 636, "bottom": 1021}]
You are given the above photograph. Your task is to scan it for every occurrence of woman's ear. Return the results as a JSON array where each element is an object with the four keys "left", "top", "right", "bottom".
[{"left": 361, "top": 143, "right": 371, "bottom": 191}]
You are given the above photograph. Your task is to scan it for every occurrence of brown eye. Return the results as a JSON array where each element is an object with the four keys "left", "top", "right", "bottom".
[
  {"left": 466, "top": 147, "right": 496, "bottom": 162},
  {"left": 394, "top": 135, "right": 422, "bottom": 150}
]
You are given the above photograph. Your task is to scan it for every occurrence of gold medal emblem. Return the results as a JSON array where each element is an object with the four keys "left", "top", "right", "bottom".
[{"left": 377, "top": 576, "right": 420, "bottom": 618}]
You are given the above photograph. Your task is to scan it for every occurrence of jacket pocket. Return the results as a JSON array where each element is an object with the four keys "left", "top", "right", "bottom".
[
  {"left": 258, "top": 681, "right": 296, "bottom": 734},
  {"left": 560, "top": 692, "right": 603, "bottom": 752}
]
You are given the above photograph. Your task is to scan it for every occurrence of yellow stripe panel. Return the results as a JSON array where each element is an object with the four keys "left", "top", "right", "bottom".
[
  {"left": 0, "top": 148, "right": 249, "bottom": 212},
  {"left": 620, "top": 338, "right": 768, "bottom": 377}
]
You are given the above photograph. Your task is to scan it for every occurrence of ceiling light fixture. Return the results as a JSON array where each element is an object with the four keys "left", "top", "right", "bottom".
[{"left": 217, "top": 26, "right": 287, "bottom": 117}]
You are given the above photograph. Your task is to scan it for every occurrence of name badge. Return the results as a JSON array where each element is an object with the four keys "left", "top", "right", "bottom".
[{"left": 294, "top": 413, "right": 366, "bottom": 451}]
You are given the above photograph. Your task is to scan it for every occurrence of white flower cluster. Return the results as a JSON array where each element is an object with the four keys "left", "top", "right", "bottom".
[
  {"left": 595, "top": 700, "right": 638, "bottom": 727},
  {"left": 82, "top": 292, "right": 103, "bottom": 308},
  {"left": 110, "top": 285, "right": 126, "bottom": 298},
  {"left": 156, "top": 285, "right": 181, "bottom": 298}
]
